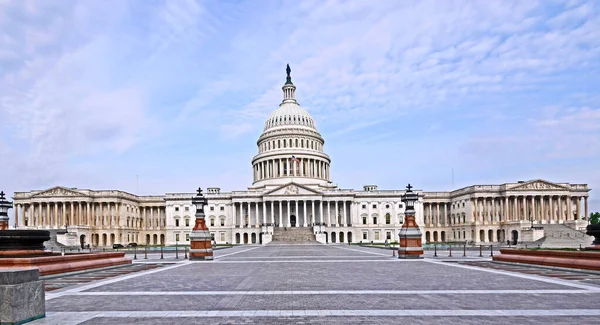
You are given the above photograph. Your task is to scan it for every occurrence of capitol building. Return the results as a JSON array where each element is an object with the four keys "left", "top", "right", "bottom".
[{"left": 12, "top": 67, "right": 591, "bottom": 248}]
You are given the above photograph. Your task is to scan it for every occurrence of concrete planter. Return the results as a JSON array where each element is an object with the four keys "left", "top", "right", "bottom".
[
  {"left": 493, "top": 248, "right": 600, "bottom": 271},
  {"left": 586, "top": 224, "right": 600, "bottom": 247}
]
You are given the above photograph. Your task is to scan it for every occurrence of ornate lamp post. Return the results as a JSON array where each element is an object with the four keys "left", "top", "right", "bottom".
[
  {"left": 189, "top": 188, "right": 213, "bottom": 260},
  {"left": 0, "top": 191, "right": 13, "bottom": 230},
  {"left": 398, "top": 184, "right": 424, "bottom": 259}
]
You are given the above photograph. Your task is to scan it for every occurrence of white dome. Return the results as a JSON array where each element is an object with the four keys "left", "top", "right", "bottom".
[{"left": 263, "top": 101, "right": 317, "bottom": 131}]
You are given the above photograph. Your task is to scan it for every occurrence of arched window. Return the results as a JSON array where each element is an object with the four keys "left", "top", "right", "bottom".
[
  {"left": 210, "top": 218, "right": 215, "bottom": 227},
  {"left": 278, "top": 140, "right": 281, "bottom": 148},
  {"left": 295, "top": 139, "right": 298, "bottom": 147},
  {"left": 385, "top": 213, "right": 391, "bottom": 224},
  {"left": 283, "top": 140, "right": 287, "bottom": 148}
]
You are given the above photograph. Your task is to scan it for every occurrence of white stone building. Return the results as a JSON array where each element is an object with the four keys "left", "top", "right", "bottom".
[{"left": 12, "top": 68, "right": 591, "bottom": 247}]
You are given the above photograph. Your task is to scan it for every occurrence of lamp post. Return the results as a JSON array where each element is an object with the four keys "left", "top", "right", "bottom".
[
  {"left": 0, "top": 191, "right": 13, "bottom": 230},
  {"left": 189, "top": 187, "right": 213, "bottom": 261},
  {"left": 398, "top": 184, "right": 424, "bottom": 259}
]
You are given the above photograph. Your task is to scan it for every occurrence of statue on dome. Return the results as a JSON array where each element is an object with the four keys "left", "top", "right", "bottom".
[{"left": 285, "top": 64, "right": 293, "bottom": 85}]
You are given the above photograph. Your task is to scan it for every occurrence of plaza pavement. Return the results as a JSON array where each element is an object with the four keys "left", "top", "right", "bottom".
[{"left": 31, "top": 244, "right": 600, "bottom": 324}]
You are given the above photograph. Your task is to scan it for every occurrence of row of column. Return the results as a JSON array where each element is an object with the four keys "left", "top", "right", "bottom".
[
  {"left": 473, "top": 195, "right": 588, "bottom": 224},
  {"left": 15, "top": 202, "right": 166, "bottom": 230},
  {"left": 424, "top": 202, "right": 450, "bottom": 227},
  {"left": 254, "top": 158, "right": 329, "bottom": 181},
  {"left": 232, "top": 200, "right": 352, "bottom": 228}
]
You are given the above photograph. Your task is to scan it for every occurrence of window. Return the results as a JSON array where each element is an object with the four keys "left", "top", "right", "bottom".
[
  {"left": 220, "top": 218, "right": 225, "bottom": 226},
  {"left": 175, "top": 207, "right": 179, "bottom": 212},
  {"left": 372, "top": 204, "right": 376, "bottom": 209},
  {"left": 362, "top": 217, "right": 367, "bottom": 224},
  {"left": 373, "top": 217, "right": 377, "bottom": 224},
  {"left": 175, "top": 233, "right": 180, "bottom": 241},
  {"left": 210, "top": 206, "right": 214, "bottom": 211},
  {"left": 385, "top": 204, "right": 389, "bottom": 209},
  {"left": 375, "top": 231, "right": 380, "bottom": 240},
  {"left": 220, "top": 232, "right": 225, "bottom": 242},
  {"left": 185, "top": 233, "right": 190, "bottom": 241},
  {"left": 175, "top": 219, "right": 180, "bottom": 227},
  {"left": 210, "top": 218, "right": 215, "bottom": 226},
  {"left": 385, "top": 213, "right": 391, "bottom": 224},
  {"left": 185, "top": 219, "right": 190, "bottom": 227},
  {"left": 363, "top": 232, "right": 368, "bottom": 240},
  {"left": 362, "top": 204, "right": 366, "bottom": 209},
  {"left": 220, "top": 207, "right": 224, "bottom": 211},
  {"left": 185, "top": 207, "right": 189, "bottom": 211},
  {"left": 386, "top": 231, "right": 391, "bottom": 240}
]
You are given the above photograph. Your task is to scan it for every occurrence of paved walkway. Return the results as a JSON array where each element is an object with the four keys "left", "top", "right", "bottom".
[{"left": 31, "top": 244, "right": 600, "bottom": 324}]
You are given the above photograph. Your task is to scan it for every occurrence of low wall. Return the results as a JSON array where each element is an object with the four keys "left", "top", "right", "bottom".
[
  {"left": 493, "top": 248, "right": 600, "bottom": 272},
  {"left": 0, "top": 251, "right": 131, "bottom": 276},
  {"left": 0, "top": 268, "right": 45, "bottom": 324}
]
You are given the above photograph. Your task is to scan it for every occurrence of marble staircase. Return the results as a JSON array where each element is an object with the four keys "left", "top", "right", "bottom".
[{"left": 271, "top": 227, "right": 317, "bottom": 244}]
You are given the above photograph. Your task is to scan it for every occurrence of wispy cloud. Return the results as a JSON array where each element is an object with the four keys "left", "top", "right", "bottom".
[{"left": 1, "top": 0, "right": 599, "bottom": 225}]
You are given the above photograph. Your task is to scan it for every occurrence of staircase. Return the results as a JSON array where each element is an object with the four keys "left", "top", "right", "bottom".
[
  {"left": 532, "top": 224, "right": 593, "bottom": 248},
  {"left": 270, "top": 227, "right": 318, "bottom": 244}
]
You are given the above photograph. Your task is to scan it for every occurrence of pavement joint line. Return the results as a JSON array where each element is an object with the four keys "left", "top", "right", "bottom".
[
  {"left": 330, "top": 245, "right": 392, "bottom": 256},
  {"left": 66, "top": 289, "right": 593, "bottom": 296},
  {"left": 38, "top": 309, "right": 600, "bottom": 320},
  {"left": 214, "top": 246, "right": 262, "bottom": 260},
  {"left": 45, "top": 262, "right": 191, "bottom": 301},
  {"left": 212, "top": 259, "right": 408, "bottom": 263},
  {"left": 424, "top": 258, "right": 600, "bottom": 292},
  {"left": 220, "top": 255, "right": 385, "bottom": 259}
]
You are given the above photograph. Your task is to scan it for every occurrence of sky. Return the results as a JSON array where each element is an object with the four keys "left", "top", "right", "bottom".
[{"left": 1, "top": 0, "right": 599, "bottom": 225}]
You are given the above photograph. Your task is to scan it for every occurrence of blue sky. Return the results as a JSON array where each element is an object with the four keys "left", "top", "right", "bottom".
[{"left": 1, "top": 0, "right": 599, "bottom": 224}]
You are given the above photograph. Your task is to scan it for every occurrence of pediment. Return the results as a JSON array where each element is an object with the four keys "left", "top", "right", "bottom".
[
  {"left": 33, "top": 186, "right": 83, "bottom": 197},
  {"left": 510, "top": 180, "right": 567, "bottom": 191},
  {"left": 264, "top": 183, "right": 321, "bottom": 196}
]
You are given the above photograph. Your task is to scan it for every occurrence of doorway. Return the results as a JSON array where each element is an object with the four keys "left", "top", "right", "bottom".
[
  {"left": 290, "top": 215, "right": 296, "bottom": 227},
  {"left": 511, "top": 230, "right": 519, "bottom": 245}
]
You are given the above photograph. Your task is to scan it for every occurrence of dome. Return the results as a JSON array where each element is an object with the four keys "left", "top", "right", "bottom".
[
  {"left": 263, "top": 101, "right": 317, "bottom": 131},
  {"left": 263, "top": 65, "right": 317, "bottom": 132}
]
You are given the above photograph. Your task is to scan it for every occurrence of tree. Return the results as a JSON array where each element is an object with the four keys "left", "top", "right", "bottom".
[{"left": 589, "top": 212, "right": 600, "bottom": 225}]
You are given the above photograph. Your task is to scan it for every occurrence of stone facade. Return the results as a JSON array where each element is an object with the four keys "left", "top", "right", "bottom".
[{"left": 12, "top": 68, "right": 591, "bottom": 247}]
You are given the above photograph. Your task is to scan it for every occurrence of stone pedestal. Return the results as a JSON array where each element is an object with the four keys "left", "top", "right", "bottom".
[
  {"left": 0, "top": 268, "right": 45, "bottom": 324},
  {"left": 189, "top": 216, "right": 213, "bottom": 261},
  {"left": 398, "top": 214, "right": 424, "bottom": 259},
  {"left": 315, "top": 233, "right": 327, "bottom": 244},
  {"left": 262, "top": 233, "right": 273, "bottom": 245}
]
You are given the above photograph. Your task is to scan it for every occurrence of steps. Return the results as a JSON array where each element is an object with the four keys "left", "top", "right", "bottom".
[
  {"left": 270, "top": 227, "right": 317, "bottom": 244},
  {"left": 532, "top": 224, "right": 593, "bottom": 248}
]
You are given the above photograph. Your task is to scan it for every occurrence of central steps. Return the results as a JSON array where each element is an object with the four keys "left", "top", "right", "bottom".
[{"left": 270, "top": 227, "right": 317, "bottom": 244}]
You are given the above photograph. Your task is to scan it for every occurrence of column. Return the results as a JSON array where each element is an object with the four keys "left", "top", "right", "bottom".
[
  {"left": 530, "top": 196, "right": 535, "bottom": 223},
  {"left": 436, "top": 203, "right": 440, "bottom": 226},
  {"left": 262, "top": 201, "right": 266, "bottom": 226},
  {"left": 327, "top": 201, "right": 331, "bottom": 227},
  {"left": 278, "top": 201, "right": 282, "bottom": 226},
  {"left": 558, "top": 196, "right": 563, "bottom": 222},
  {"left": 295, "top": 200, "right": 299, "bottom": 227},
  {"left": 540, "top": 196, "right": 545, "bottom": 223},
  {"left": 584, "top": 197, "right": 589, "bottom": 221},
  {"left": 62, "top": 202, "right": 66, "bottom": 228},
  {"left": 270, "top": 201, "right": 274, "bottom": 225},
  {"left": 513, "top": 197, "right": 517, "bottom": 221},
  {"left": 286, "top": 200, "right": 291, "bottom": 227},
  {"left": 231, "top": 203, "right": 236, "bottom": 227},
  {"left": 311, "top": 200, "right": 315, "bottom": 225},
  {"left": 575, "top": 196, "right": 581, "bottom": 220},
  {"left": 303, "top": 200, "right": 307, "bottom": 227},
  {"left": 334, "top": 200, "right": 338, "bottom": 226},
  {"left": 549, "top": 196, "right": 554, "bottom": 222},
  {"left": 319, "top": 200, "right": 323, "bottom": 224},
  {"left": 473, "top": 198, "right": 478, "bottom": 223},
  {"left": 342, "top": 201, "right": 347, "bottom": 227},
  {"left": 567, "top": 195, "right": 572, "bottom": 220},
  {"left": 54, "top": 203, "right": 58, "bottom": 228}
]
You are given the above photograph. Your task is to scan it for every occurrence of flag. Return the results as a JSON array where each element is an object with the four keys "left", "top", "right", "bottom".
[{"left": 291, "top": 155, "right": 299, "bottom": 163}]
